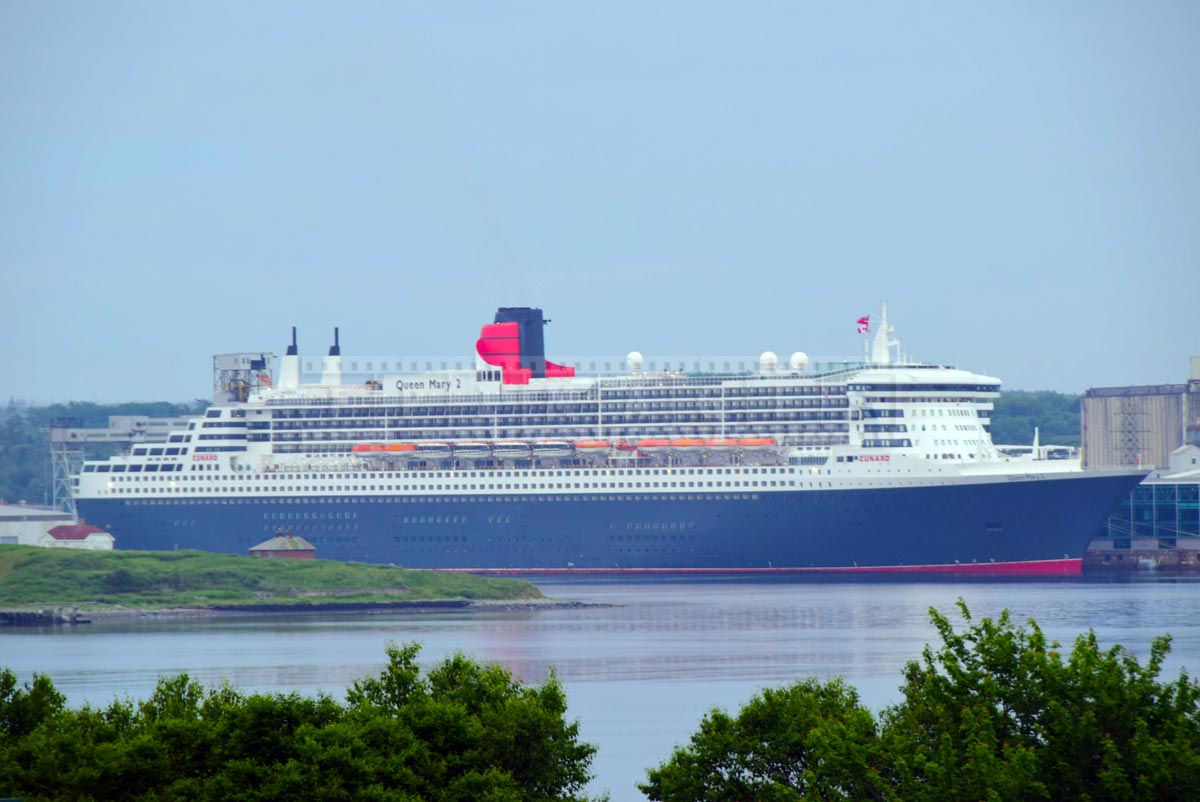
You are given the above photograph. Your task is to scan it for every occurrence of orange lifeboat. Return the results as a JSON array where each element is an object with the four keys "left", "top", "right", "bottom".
[
  {"left": 637, "top": 438, "right": 672, "bottom": 454},
  {"left": 671, "top": 438, "right": 705, "bottom": 452},
  {"left": 705, "top": 438, "right": 740, "bottom": 451},
  {"left": 351, "top": 444, "right": 374, "bottom": 453},
  {"left": 739, "top": 437, "right": 776, "bottom": 451},
  {"left": 614, "top": 440, "right": 637, "bottom": 452},
  {"left": 575, "top": 440, "right": 612, "bottom": 451},
  {"left": 385, "top": 443, "right": 416, "bottom": 453}
]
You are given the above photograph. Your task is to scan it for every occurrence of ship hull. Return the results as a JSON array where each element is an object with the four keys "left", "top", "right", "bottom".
[{"left": 77, "top": 470, "right": 1143, "bottom": 575}]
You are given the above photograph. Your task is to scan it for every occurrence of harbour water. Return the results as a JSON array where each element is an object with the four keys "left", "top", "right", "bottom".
[{"left": 4, "top": 576, "right": 1200, "bottom": 801}]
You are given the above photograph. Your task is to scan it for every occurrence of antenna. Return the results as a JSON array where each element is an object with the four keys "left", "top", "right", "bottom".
[{"left": 329, "top": 327, "right": 340, "bottom": 356}]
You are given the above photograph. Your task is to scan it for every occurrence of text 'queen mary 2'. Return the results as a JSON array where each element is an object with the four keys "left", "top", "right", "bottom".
[{"left": 74, "top": 305, "right": 1145, "bottom": 575}]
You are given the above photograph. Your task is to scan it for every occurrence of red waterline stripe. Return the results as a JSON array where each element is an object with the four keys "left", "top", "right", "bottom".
[{"left": 439, "top": 558, "right": 1084, "bottom": 578}]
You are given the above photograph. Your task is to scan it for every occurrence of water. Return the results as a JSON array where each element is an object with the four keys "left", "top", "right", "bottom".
[{"left": 4, "top": 575, "right": 1200, "bottom": 801}]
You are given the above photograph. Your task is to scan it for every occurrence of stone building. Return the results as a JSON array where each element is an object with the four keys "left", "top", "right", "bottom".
[{"left": 249, "top": 531, "right": 316, "bottom": 560}]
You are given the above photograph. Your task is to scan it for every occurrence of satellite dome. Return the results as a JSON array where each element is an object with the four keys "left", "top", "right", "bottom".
[
  {"left": 627, "top": 351, "right": 644, "bottom": 373},
  {"left": 790, "top": 351, "right": 809, "bottom": 370},
  {"left": 759, "top": 351, "right": 778, "bottom": 372}
]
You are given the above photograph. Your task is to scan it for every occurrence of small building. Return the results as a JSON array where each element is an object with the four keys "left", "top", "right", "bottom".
[
  {"left": 39, "top": 524, "right": 116, "bottom": 550},
  {"left": 0, "top": 502, "right": 77, "bottom": 546},
  {"left": 249, "top": 532, "right": 315, "bottom": 560}
]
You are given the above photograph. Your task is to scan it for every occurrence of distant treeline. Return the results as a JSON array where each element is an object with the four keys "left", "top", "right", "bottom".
[
  {"left": 0, "top": 400, "right": 208, "bottom": 506},
  {"left": 0, "top": 392, "right": 1080, "bottom": 506},
  {"left": 989, "top": 390, "right": 1082, "bottom": 448}
]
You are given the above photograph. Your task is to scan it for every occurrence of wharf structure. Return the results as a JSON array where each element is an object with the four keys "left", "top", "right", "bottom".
[{"left": 1083, "top": 357, "right": 1200, "bottom": 571}]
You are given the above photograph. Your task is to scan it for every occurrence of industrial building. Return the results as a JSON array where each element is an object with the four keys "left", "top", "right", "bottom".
[
  {"left": 1081, "top": 357, "right": 1200, "bottom": 469},
  {"left": 1083, "top": 357, "right": 1200, "bottom": 571},
  {"left": 0, "top": 502, "right": 76, "bottom": 545}
]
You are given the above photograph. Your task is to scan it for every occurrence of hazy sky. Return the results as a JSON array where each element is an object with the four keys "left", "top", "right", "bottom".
[{"left": 2, "top": 1, "right": 1197, "bottom": 403}]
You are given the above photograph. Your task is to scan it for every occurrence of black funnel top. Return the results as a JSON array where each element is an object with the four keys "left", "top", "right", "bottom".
[{"left": 495, "top": 307, "right": 548, "bottom": 377}]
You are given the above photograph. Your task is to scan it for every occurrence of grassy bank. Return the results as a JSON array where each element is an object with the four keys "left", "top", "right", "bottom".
[{"left": 0, "top": 545, "right": 540, "bottom": 609}]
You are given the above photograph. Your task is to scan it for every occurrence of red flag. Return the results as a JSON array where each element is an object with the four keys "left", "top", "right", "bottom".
[{"left": 856, "top": 315, "right": 870, "bottom": 334}]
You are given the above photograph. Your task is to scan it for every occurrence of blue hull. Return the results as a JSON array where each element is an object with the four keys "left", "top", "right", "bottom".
[{"left": 76, "top": 472, "right": 1143, "bottom": 572}]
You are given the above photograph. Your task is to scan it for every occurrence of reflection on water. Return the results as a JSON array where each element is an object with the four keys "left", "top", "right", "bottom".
[{"left": 3, "top": 576, "right": 1200, "bottom": 801}]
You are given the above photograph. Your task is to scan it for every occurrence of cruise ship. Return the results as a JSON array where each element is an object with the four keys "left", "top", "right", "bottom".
[{"left": 73, "top": 306, "right": 1146, "bottom": 575}]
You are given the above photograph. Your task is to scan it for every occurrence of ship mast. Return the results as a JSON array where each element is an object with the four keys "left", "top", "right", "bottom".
[{"left": 870, "top": 302, "right": 900, "bottom": 365}]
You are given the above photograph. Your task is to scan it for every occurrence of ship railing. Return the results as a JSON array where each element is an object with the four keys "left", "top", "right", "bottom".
[
  {"left": 281, "top": 353, "right": 940, "bottom": 382},
  {"left": 263, "top": 378, "right": 860, "bottom": 408}
]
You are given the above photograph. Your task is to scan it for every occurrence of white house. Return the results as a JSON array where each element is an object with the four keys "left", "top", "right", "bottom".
[{"left": 38, "top": 524, "right": 115, "bottom": 550}]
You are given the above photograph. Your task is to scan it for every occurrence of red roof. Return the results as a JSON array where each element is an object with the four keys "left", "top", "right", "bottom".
[{"left": 47, "top": 524, "right": 111, "bottom": 541}]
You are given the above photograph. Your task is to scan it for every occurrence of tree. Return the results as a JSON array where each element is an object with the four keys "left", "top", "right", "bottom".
[
  {"left": 346, "top": 643, "right": 597, "bottom": 802},
  {"left": 884, "top": 602, "right": 1200, "bottom": 801},
  {"left": 989, "top": 390, "right": 1082, "bottom": 447},
  {"left": 640, "top": 677, "right": 882, "bottom": 802},
  {"left": 0, "top": 643, "right": 601, "bottom": 802},
  {"left": 641, "top": 603, "right": 1200, "bottom": 802}
]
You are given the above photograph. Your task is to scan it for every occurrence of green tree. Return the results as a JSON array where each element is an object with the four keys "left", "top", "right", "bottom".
[
  {"left": 0, "top": 643, "right": 601, "bottom": 802},
  {"left": 347, "top": 643, "right": 597, "bottom": 802},
  {"left": 0, "top": 669, "right": 65, "bottom": 739},
  {"left": 989, "top": 390, "right": 1082, "bottom": 447},
  {"left": 885, "top": 602, "right": 1200, "bottom": 801},
  {"left": 641, "top": 603, "right": 1200, "bottom": 802},
  {"left": 0, "top": 405, "right": 46, "bottom": 504},
  {"left": 640, "top": 677, "right": 882, "bottom": 802}
]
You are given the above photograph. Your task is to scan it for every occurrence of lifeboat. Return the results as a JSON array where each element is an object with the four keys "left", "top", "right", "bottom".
[
  {"left": 739, "top": 437, "right": 776, "bottom": 452},
  {"left": 614, "top": 440, "right": 637, "bottom": 452},
  {"left": 704, "top": 438, "right": 740, "bottom": 451},
  {"left": 416, "top": 442, "right": 453, "bottom": 459},
  {"left": 637, "top": 438, "right": 672, "bottom": 454},
  {"left": 453, "top": 441, "right": 492, "bottom": 459},
  {"left": 493, "top": 441, "right": 532, "bottom": 459},
  {"left": 350, "top": 444, "right": 374, "bottom": 453},
  {"left": 575, "top": 440, "right": 612, "bottom": 455},
  {"left": 533, "top": 440, "right": 574, "bottom": 458},
  {"left": 671, "top": 438, "right": 706, "bottom": 452},
  {"left": 385, "top": 443, "right": 416, "bottom": 453}
]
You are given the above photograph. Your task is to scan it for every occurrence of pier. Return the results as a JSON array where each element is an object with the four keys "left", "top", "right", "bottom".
[{"left": 0, "top": 608, "right": 91, "bottom": 627}]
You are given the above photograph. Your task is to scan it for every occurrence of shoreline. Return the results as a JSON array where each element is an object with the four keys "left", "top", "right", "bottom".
[{"left": 0, "top": 597, "right": 598, "bottom": 626}]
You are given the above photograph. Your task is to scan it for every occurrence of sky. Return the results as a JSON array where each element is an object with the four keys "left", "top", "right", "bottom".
[{"left": 2, "top": 1, "right": 1197, "bottom": 403}]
